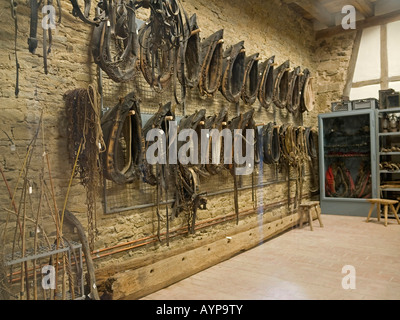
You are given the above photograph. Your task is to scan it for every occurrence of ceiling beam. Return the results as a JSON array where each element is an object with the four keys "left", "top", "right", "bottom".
[
  {"left": 353, "top": 0, "right": 374, "bottom": 18},
  {"left": 320, "top": 0, "right": 357, "bottom": 13},
  {"left": 288, "top": 0, "right": 335, "bottom": 27},
  {"left": 316, "top": 9, "right": 400, "bottom": 39}
]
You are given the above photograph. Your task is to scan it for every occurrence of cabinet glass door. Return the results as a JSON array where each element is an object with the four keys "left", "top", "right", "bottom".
[{"left": 322, "top": 113, "right": 372, "bottom": 199}]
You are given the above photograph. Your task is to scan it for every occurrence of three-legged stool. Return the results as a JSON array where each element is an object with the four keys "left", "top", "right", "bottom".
[
  {"left": 366, "top": 198, "right": 400, "bottom": 227},
  {"left": 298, "top": 201, "right": 324, "bottom": 231}
]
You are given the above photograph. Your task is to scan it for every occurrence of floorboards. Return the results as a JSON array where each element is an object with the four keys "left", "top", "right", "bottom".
[{"left": 141, "top": 214, "right": 400, "bottom": 300}]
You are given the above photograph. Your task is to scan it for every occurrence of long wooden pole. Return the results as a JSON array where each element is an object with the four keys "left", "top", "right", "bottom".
[
  {"left": 44, "top": 152, "right": 61, "bottom": 299},
  {"left": 33, "top": 178, "right": 44, "bottom": 300}
]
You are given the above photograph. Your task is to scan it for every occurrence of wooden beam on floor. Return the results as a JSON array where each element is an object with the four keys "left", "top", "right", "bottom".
[
  {"left": 141, "top": 214, "right": 400, "bottom": 300},
  {"left": 105, "top": 214, "right": 299, "bottom": 300}
]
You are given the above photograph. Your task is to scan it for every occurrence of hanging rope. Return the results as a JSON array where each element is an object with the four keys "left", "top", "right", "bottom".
[{"left": 63, "top": 85, "right": 104, "bottom": 251}]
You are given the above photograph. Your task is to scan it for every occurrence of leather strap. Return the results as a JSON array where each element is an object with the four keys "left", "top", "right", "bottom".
[
  {"left": 42, "top": 0, "right": 59, "bottom": 75},
  {"left": 43, "top": 6, "right": 48, "bottom": 75},
  {"left": 28, "top": 0, "right": 39, "bottom": 54},
  {"left": 187, "top": 167, "right": 200, "bottom": 233},
  {"left": 11, "top": 0, "right": 19, "bottom": 97}
]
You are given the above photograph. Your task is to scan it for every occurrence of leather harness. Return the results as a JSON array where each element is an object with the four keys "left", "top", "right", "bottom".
[
  {"left": 177, "top": 13, "right": 201, "bottom": 89},
  {"left": 325, "top": 162, "right": 353, "bottom": 198},
  {"left": 326, "top": 161, "right": 370, "bottom": 199},
  {"left": 304, "top": 126, "right": 319, "bottom": 194},
  {"left": 279, "top": 123, "right": 303, "bottom": 209},
  {"left": 241, "top": 53, "right": 261, "bottom": 106},
  {"left": 101, "top": 92, "right": 146, "bottom": 184},
  {"left": 257, "top": 56, "right": 275, "bottom": 110},
  {"left": 299, "top": 68, "right": 315, "bottom": 113},
  {"left": 138, "top": 0, "right": 191, "bottom": 94},
  {"left": 227, "top": 109, "right": 256, "bottom": 224},
  {"left": 174, "top": 109, "right": 208, "bottom": 233},
  {"left": 138, "top": 22, "right": 174, "bottom": 91},
  {"left": 203, "top": 107, "right": 229, "bottom": 175},
  {"left": 286, "top": 66, "right": 301, "bottom": 114},
  {"left": 69, "top": 0, "right": 104, "bottom": 25},
  {"left": 261, "top": 122, "right": 280, "bottom": 165},
  {"left": 198, "top": 29, "right": 224, "bottom": 97},
  {"left": 53, "top": 1, "right": 321, "bottom": 246},
  {"left": 141, "top": 101, "right": 175, "bottom": 244},
  {"left": 90, "top": 0, "right": 191, "bottom": 92},
  {"left": 220, "top": 41, "right": 246, "bottom": 103},
  {"left": 92, "top": 1, "right": 139, "bottom": 83},
  {"left": 141, "top": 102, "right": 175, "bottom": 185},
  {"left": 272, "top": 60, "right": 290, "bottom": 109}
]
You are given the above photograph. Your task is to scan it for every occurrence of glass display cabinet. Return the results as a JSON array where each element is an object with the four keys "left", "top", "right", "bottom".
[{"left": 318, "top": 109, "right": 378, "bottom": 216}]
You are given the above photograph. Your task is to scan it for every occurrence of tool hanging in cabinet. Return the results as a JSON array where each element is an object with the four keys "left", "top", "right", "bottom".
[{"left": 325, "top": 160, "right": 371, "bottom": 198}]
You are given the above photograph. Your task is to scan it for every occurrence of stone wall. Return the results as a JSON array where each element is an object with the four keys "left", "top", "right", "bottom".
[
  {"left": 0, "top": 0, "right": 350, "bottom": 299},
  {"left": 0, "top": 1, "right": 97, "bottom": 246},
  {"left": 314, "top": 31, "right": 357, "bottom": 114}
]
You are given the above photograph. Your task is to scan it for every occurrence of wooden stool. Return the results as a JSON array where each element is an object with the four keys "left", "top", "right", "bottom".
[
  {"left": 366, "top": 198, "right": 400, "bottom": 227},
  {"left": 395, "top": 197, "right": 400, "bottom": 214},
  {"left": 298, "top": 201, "right": 324, "bottom": 231}
]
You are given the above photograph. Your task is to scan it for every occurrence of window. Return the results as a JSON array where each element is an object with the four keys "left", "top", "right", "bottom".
[
  {"left": 352, "top": 26, "right": 381, "bottom": 84},
  {"left": 349, "top": 21, "right": 400, "bottom": 101},
  {"left": 387, "top": 20, "right": 400, "bottom": 78}
]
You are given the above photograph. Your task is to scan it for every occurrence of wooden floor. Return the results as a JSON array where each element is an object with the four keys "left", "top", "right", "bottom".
[{"left": 142, "top": 214, "right": 400, "bottom": 300}]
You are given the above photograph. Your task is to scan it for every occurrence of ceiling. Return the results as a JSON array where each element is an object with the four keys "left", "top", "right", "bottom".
[{"left": 283, "top": 0, "right": 400, "bottom": 32}]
